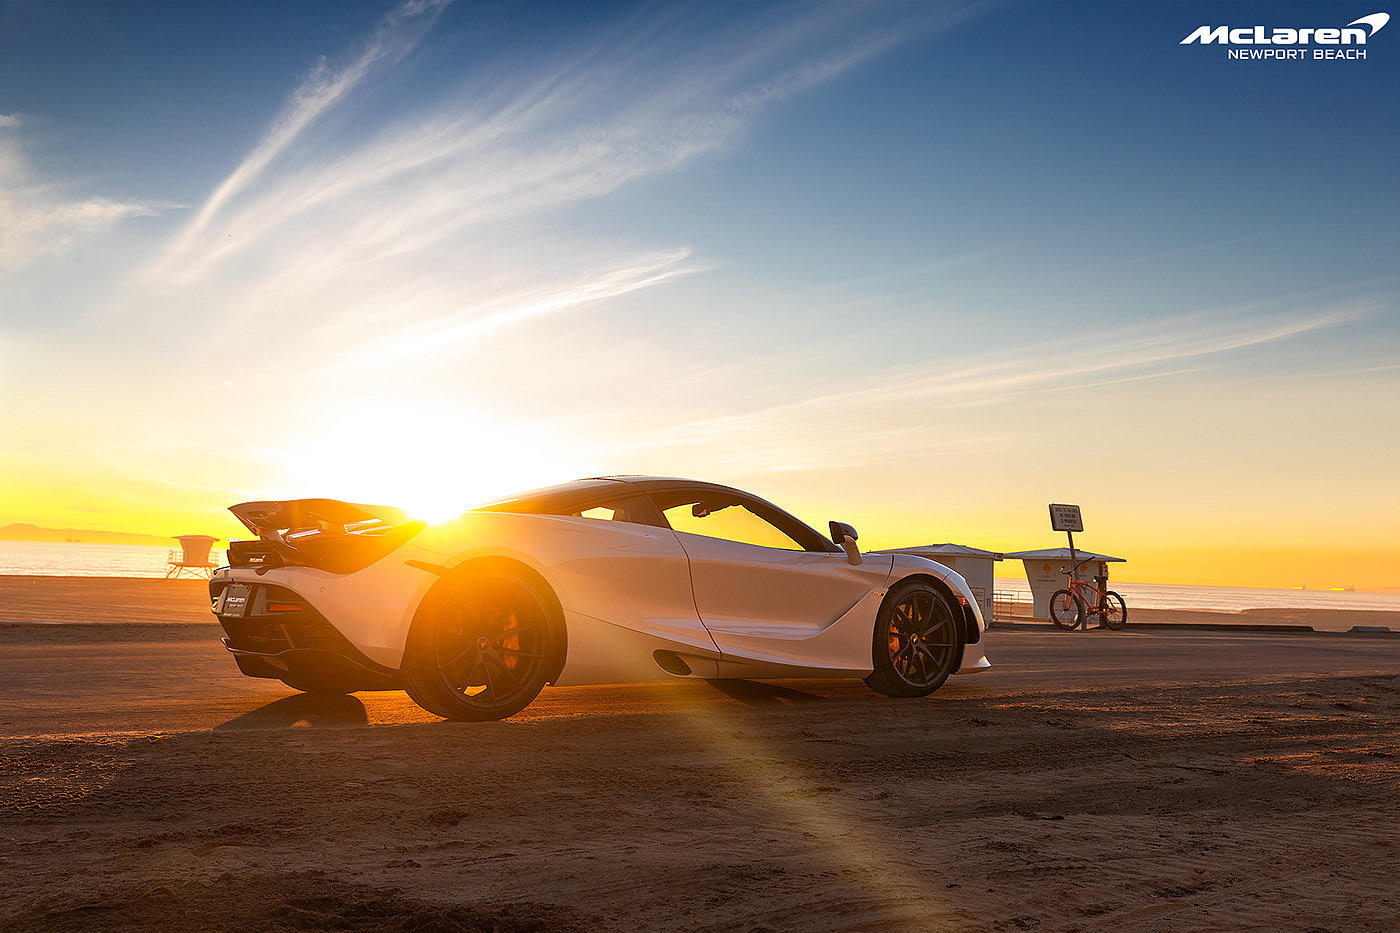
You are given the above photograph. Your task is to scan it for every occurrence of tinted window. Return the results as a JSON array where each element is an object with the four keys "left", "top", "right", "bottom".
[
  {"left": 652, "top": 489, "right": 829, "bottom": 551},
  {"left": 569, "top": 495, "right": 662, "bottom": 526}
]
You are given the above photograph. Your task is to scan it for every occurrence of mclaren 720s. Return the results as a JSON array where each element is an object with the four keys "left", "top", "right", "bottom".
[{"left": 210, "top": 476, "right": 989, "bottom": 720}]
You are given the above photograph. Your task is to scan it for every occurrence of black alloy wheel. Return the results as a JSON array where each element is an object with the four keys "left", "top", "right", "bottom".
[
  {"left": 865, "top": 582, "right": 962, "bottom": 698},
  {"left": 403, "top": 567, "right": 563, "bottom": 721}
]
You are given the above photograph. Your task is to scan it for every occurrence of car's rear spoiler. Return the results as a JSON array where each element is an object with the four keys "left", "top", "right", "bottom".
[
  {"left": 227, "top": 499, "right": 424, "bottom": 575},
  {"left": 229, "top": 499, "right": 412, "bottom": 539}
]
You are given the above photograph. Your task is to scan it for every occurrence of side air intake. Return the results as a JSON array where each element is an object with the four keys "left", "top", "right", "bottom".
[{"left": 652, "top": 650, "right": 693, "bottom": 676}]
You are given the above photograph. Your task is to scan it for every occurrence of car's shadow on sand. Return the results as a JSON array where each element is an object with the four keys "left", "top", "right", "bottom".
[
  {"left": 215, "top": 692, "right": 369, "bottom": 731},
  {"left": 704, "top": 679, "right": 831, "bottom": 707}
]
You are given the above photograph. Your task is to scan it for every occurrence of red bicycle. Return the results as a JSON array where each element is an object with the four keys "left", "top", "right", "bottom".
[{"left": 1050, "top": 559, "right": 1128, "bottom": 631}]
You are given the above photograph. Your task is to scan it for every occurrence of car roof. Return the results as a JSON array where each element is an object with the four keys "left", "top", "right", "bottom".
[
  {"left": 477, "top": 475, "right": 793, "bottom": 512},
  {"left": 475, "top": 476, "right": 731, "bottom": 505},
  {"left": 471, "top": 477, "right": 628, "bottom": 510},
  {"left": 473, "top": 475, "right": 839, "bottom": 554},
  {"left": 592, "top": 475, "right": 747, "bottom": 494}
]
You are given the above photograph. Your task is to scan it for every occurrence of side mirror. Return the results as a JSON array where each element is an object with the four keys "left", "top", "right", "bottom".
[{"left": 829, "top": 521, "right": 862, "bottom": 566}]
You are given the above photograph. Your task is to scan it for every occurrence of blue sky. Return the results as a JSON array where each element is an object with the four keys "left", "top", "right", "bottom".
[{"left": 1, "top": 0, "right": 1397, "bottom": 586}]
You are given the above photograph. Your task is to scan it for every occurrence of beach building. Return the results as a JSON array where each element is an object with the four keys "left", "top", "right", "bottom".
[
  {"left": 882, "top": 544, "right": 1002, "bottom": 621},
  {"left": 1003, "top": 547, "right": 1125, "bottom": 618},
  {"left": 166, "top": 535, "right": 221, "bottom": 579}
]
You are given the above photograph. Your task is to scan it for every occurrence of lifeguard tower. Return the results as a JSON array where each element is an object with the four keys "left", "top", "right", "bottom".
[
  {"left": 1003, "top": 547, "right": 1125, "bottom": 619},
  {"left": 166, "top": 535, "right": 220, "bottom": 579}
]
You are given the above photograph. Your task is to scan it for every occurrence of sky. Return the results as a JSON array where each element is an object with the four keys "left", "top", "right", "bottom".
[{"left": 1, "top": 0, "right": 1396, "bottom": 589}]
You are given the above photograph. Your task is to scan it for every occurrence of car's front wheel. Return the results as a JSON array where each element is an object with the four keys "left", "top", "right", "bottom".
[
  {"left": 865, "top": 581, "right": 962, "bottom": 698},
  {"left": 402, "top": 566, "right": 565, "bottom": 721}
]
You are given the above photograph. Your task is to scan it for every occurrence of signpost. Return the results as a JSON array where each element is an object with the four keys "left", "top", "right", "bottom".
[{"left": 1049, "top": 503, "right": 1083, "bottom": 580}]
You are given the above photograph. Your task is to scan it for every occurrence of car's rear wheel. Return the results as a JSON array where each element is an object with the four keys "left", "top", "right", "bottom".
[
  {"left": 865, "top": 581, "right": 962, "bottom": 698},
  {"left": 1049, "top": 589, "right": 1083, "bottom": 630},
  {"left": 402, "top": 566, "right": 564, "bottom": 721}
]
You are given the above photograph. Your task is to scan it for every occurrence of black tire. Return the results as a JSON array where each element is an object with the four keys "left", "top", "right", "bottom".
[
  {"left": 1100, "top": 591, "right": 1128, "bottom": 630},
  {"left": 401, "top": 566, "right": 565, "bottom": 722},
  {"left": 864, "top": 581, "right": 962, "bottom": 698},
  {"left": 1049, "top": 589, "right": 1084, "bottom": 630}
]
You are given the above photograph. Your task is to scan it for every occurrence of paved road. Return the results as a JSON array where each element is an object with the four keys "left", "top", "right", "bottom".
[{"left": 2, "top": 626, "right": 1397, "bottom": 740}]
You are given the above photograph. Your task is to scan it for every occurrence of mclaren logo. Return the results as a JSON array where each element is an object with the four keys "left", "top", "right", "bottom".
[{"left": 1182, "top": 12, "right": 1389, "bottom": 60}]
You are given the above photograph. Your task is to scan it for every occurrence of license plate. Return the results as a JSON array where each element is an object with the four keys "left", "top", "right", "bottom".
[{"left": 220, "top": 585, "right": 251, "bottom": 617}]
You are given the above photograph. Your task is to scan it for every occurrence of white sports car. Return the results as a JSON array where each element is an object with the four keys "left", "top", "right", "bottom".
[{"left": 210, "top": 477, "right": 990, "bottom": 720}]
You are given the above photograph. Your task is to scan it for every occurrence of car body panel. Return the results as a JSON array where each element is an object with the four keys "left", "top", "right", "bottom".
[
  {"left": 676, "top": 533, "right": 893, "bottom": 639},
  {"left": 416, "top": 511, "right": 720, "bottom": 667},
  {"left": 553, "top": 609, "right": 721, "bottom": 686},
  {"left": 216, "top": 545, "right": 442, "bottom": 668},
  {"left": 703, "top": 584, "right": 890, "bottom": 676}
]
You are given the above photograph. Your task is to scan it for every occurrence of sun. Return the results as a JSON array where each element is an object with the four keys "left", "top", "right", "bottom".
[{"left": 273, "top": 403, "right": 592, "bottom": 524}]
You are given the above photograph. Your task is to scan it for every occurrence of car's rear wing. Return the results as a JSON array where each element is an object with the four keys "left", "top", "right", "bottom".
[
  {"left": 227, "top": 499, "right": 424, "bottom": 575},
  {"left": 229, "top": 499, "right": 411, "bottom": 537}
]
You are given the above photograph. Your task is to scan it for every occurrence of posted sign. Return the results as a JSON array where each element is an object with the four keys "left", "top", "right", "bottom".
[{"left": 1049, "top": 503, "right": 1083, "bottom": 533}]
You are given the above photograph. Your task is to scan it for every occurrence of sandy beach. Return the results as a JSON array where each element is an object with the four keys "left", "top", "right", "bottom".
[
  {"left": 0, "top": 575, "right": 212, "bottom": 626},
  {"left": 2, "top": 576, "right": 1398, "bottom": 932}
]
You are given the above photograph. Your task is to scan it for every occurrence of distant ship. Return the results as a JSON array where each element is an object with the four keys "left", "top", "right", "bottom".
[{"left": 1329, "top": 585, "right": 1355, "bottom": 593}]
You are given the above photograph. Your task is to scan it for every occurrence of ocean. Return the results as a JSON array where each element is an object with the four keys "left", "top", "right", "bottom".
[
  {"left": 0, "top": 540, "right": 1395, "bottom": 613},
  {"left": 991, "top": 577, "right": 1400, "bottom": 613},
  {"left": 0, "top": 540, "right": 222, "bottom": 578}
]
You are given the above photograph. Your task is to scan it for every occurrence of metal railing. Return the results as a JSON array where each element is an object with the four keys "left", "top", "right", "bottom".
[{"left": 992, "top": 591, "right": 1032, "bottom": 622}]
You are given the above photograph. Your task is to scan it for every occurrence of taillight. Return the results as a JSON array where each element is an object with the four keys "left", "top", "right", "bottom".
[{"left": 266, "top": 601, "right": 302, "bottom": 613}]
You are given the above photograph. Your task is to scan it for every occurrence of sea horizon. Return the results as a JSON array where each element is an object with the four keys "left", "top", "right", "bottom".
[{"left": 3, "top": 539, "right": 1397, "bottom": 614}]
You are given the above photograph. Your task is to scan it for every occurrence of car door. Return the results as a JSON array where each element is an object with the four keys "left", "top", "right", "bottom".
[
  {"left": 649, "top": 488, "right": 892, "bottom": 648},
  {"left": 465, "top": 485, "right": 717, "bottom": 657}
]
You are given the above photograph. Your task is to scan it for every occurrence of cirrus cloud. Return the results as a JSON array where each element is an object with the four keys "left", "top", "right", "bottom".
[{"left": 0, "top": 116, "right": 177, "bottom": 274}]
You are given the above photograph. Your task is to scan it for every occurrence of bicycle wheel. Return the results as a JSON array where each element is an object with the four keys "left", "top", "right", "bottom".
[
  {"left": 1049, "top": 589, "right": 1084, "bottom": 630},
  {"left": 1100, "top": 591, "right": 1128, "bottom": 630}
]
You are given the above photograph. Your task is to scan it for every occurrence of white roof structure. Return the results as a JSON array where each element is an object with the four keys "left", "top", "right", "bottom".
[
  {"left": 882, "top": 543, "right": 1003, "bottom": 560},
  {"left": 1003, "top": 547, "right": 1124, "bottom": 562}
]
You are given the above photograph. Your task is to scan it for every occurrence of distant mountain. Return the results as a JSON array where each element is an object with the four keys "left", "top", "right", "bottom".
[{"left": 0, "top": 523, "right": 177, "bottom": 546}]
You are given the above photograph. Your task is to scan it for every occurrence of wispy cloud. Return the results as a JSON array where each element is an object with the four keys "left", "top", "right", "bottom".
[
  {"left": 621, "top": 302, "right": 1372, "bottom": 472},
  {"left": 1298, "top": 361, "right": 1400, "bottom": 379},
  {"left": 148, "top": 0, "right": 451, "bottom": 281},
  {"left": 141, "top": 1, "right": 979, "bottom": 291},
  {"left": 97, "top": 0, "right": 995, "bottom": 422},
  {"left": 333, "top": 248, "right": 704, "bottom": 372},
  {"left": 0, "top": 117, "right": 175, "bottom": 273}
]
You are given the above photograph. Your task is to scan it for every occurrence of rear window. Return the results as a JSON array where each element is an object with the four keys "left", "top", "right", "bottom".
[{"left": 479, "top": 490, "right": 663, "bottom": 527}]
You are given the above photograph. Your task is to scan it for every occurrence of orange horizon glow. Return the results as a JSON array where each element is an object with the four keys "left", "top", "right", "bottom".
[{"left": 3, "top": 470, "right": 1397, "bottom": 592}]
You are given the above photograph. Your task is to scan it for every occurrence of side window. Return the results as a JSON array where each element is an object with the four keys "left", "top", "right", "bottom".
[
  {"left": 566, "top": 495, "right": 661, "bottom": 527},
  {"left": 660, "top": 497, "right": 806, "bottom": 551}
]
